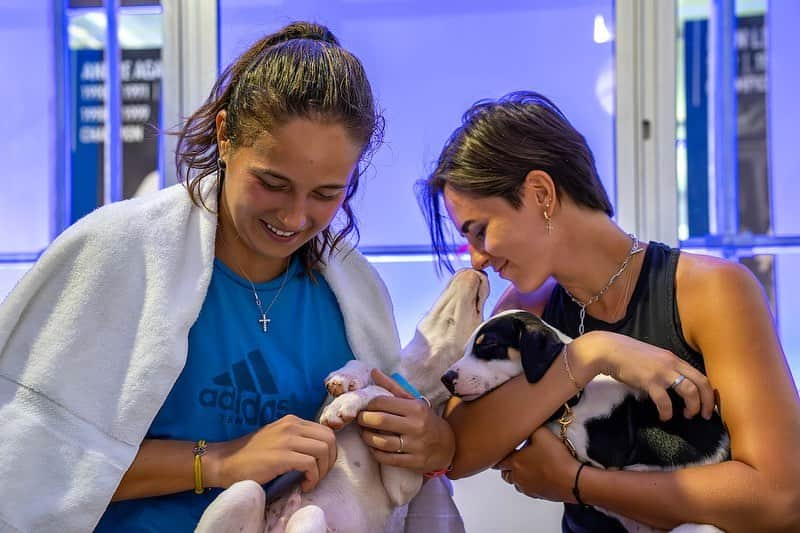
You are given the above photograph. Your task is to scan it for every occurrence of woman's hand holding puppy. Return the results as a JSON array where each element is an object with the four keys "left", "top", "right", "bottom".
[
  {"left": 205, "top": 415, "right": 337, "bottom": 493},
  {"left": 569, "top": 331, "right": 716, "bottom": 421},
  {"left": 496, "top": 427, "right": 581, "bottom": 503},
  {"left": 357, "top": 369, "right": 456, "bottom": 473}
]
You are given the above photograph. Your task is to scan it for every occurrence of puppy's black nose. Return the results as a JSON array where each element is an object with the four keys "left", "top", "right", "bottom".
[{"left": 441, "top": 370, "right": 458, "bottom": 394}]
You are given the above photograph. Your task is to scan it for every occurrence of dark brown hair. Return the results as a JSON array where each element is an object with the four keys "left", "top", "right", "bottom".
[
  {"left": 417, "top": 91, "right": 612, "bottom": 272},
  {"left": 175, "top": 21, "right": 384, "bottom": 272}
]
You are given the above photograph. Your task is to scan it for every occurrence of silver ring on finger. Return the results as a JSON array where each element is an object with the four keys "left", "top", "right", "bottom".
[
  {"left": 669, "top": 374, "right": 686, "bottom": 390},
  {"left": 396, "top": 434, "right": 405, "bottom": 454}
]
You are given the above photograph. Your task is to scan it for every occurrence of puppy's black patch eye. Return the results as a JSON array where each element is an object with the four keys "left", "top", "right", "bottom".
[
  {"left": 470, "top": 318, "right": 523, "bottom": 361},
  {"left": 473, "top": 341, "right": 510, "bottom": 361},
  {"left": 472, "top": 331, "right": 513, "bottom": 361}
]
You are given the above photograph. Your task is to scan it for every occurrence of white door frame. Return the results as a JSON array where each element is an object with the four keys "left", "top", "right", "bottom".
[
  {"left": 161, "top": 0, "right": 218, "bottom": 187},
  {"left": 615, "top": 0, "right": 678, "bottom": 246}
]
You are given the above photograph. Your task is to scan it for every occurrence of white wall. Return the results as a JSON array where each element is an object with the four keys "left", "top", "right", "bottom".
[
  {"left": 0, "top": 3, "right": 54, "bottom": 255},
  {"left": 218, "top": 0, "right": 616, "bottom": 250},
  {"left": 0, "top": 264, "right": 33, "bottom": 305}
]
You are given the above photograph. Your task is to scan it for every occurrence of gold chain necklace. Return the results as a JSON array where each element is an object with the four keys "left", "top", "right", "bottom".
[{"left": 563, "top": 234, "right": 644, "bottom": 336}]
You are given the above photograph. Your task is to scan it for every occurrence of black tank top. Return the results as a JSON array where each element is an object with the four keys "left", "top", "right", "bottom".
[{"left": 542, "top": 242, "right": 705, "bottom": 533}]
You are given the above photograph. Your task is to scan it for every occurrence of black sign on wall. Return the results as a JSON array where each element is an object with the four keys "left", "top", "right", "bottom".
[{"left": 71, "top": 48, "right": 162, "bottom": 223}]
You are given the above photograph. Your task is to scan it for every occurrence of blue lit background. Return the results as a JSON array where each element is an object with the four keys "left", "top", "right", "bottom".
[
  {"left": 0, "top": 2, "right": 798, "bottom": 529},
  {"left": 1, "top": 0, "right": 798, "bottom": 378},
  {"left": 1, "top": 1, "right": 797, "bottom": 389}
]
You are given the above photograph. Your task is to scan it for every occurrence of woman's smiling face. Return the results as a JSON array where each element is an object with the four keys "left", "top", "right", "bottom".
[
  {"left": 444, "top": 183, "right": 551, "bottom": 293},
  {"left": 218, "top": 116, "right": 362, "bottom": 278}
]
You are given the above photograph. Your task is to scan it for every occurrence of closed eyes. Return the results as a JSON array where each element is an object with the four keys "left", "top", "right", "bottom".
[{"left": 256, "top": 175, "right": 343, "bottom": 201}]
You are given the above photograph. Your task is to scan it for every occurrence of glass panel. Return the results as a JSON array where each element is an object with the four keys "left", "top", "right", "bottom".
[
  {"left": 0, "top": 2, "right": 55, "bottom": 255},
  {"left": 776, "top": 255, "right": 800, "bottom": 381},
  {"left": 676, "top": 0, "right": 799, "bottom": 381},
  {"left": 67, "top": 4, "right": 163, "bottom": 224},
  {"left": 677, "top": 0, "right": 768, "bottom": 240},
  {"left": 219, "top": 0, "right": 616, "bottom": 250},
  {"left": 768, "top": 0, "right": 800, "bottom": 379}
]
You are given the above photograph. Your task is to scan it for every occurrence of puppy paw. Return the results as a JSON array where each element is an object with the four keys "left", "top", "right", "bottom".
[
  {"left": 324, "top": 360, "right": 372, "bottom": 397},
  {"left": 319, "top": 385, "right": 393, "bottom": 429},
  {"left": 197, "top": 480, "right": 266, "bottom": 533},
  {"left": 284, "top": 505, "right": 327, "bottom": 533},
  {"left": 319, "top": 391, "right": 365, "bottom": 428}
]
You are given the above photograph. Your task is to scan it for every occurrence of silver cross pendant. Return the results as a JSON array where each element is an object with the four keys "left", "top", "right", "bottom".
[{"left": 259, "top": 314, "right": 270, "bottom": 333}]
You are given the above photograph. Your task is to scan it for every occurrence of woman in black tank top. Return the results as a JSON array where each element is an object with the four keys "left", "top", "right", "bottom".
[{"left": 419, "top": 91, "right": 800, "bottom": 532}]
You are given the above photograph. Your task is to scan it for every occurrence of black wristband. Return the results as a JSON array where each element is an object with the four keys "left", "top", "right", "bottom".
[{"left": 572, "top": 462, "right": 590, "bottom": 509}]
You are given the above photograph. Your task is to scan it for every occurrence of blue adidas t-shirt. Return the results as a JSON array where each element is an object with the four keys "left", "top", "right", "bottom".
[{"left": 96, "top": 257, "right": 355, "bottom": 531}]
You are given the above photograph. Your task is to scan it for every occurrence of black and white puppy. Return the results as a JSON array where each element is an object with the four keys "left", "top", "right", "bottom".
[{"left": 442, "top": 310, "right": 729, "bottom": 533}]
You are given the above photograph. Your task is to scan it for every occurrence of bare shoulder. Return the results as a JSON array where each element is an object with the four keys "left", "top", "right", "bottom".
[
  {"left": 675, "top": 251, "right": 770, "bottom": 352},
  {"left": 676, "top": 251, "right": 763, "bottom": 298},
  {"left": 492, "top": 277, "right": 557, "bottom": 317}
]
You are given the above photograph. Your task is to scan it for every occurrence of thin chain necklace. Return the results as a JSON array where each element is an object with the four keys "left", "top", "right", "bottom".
[
  {"left": 216, "top": 202, "right": 292, "bottom": 333},
  {"left": 563, "top": 234, "right": 644, "bottom": 336},
  {"left": 612, "top": 257, "right": 636, "bottom": 321},
  {"left": 237, "top": 259, "right": 292, "bottom": 333}
]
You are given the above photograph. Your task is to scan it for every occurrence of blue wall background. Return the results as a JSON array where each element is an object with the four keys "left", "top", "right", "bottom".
[
  {"left": 0, "top": 2, "right": 797, "bottom": 530},
  {"left": 219, "top": 0, "right": 616, "bottom": 252}
]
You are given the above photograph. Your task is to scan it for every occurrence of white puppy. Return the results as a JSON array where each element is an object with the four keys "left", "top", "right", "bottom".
[{"left": 196, "top": 269, "right": 489, "bottom": 533}]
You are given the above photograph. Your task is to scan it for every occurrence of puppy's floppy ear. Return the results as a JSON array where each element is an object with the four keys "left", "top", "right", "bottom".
[{"left": 517, "top": 324, "right": 565, "bottom": 384}]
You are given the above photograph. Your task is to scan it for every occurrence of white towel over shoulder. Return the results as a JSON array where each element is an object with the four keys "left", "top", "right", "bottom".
[{"left": 0, "top": 183, "right": 401, "bottom": 532}]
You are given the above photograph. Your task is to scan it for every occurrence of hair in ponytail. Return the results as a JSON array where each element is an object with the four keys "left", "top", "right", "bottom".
[{"left": 175, "top": 21, "right": 383, "bottom": 272}]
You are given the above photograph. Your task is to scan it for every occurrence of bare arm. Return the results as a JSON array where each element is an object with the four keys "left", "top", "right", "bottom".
[
  {"left": 496, "top": 257, "right": 800, "bottom": 531},
  {"left": 576, "top": 258, "right": 800, "bottom": 531},
  {"left": 581, "top": 459, "right": 797, "bottom": 531},
  {"left": 446, "top": 329, "right": 712, "bottom": 478},
  {"left": 446, "top": 276, "right": 714, "bottom": 478},
  {"left": 112, "top": 439, "right": 202, "bottom": 501},
  {"left": 112, "top": 415, "right": 337, "bottom": 501}
]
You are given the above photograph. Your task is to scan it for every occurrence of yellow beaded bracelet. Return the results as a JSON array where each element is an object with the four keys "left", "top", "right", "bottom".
[{"left": 193, "top": 440, "right": 207, "bottom": 494}]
